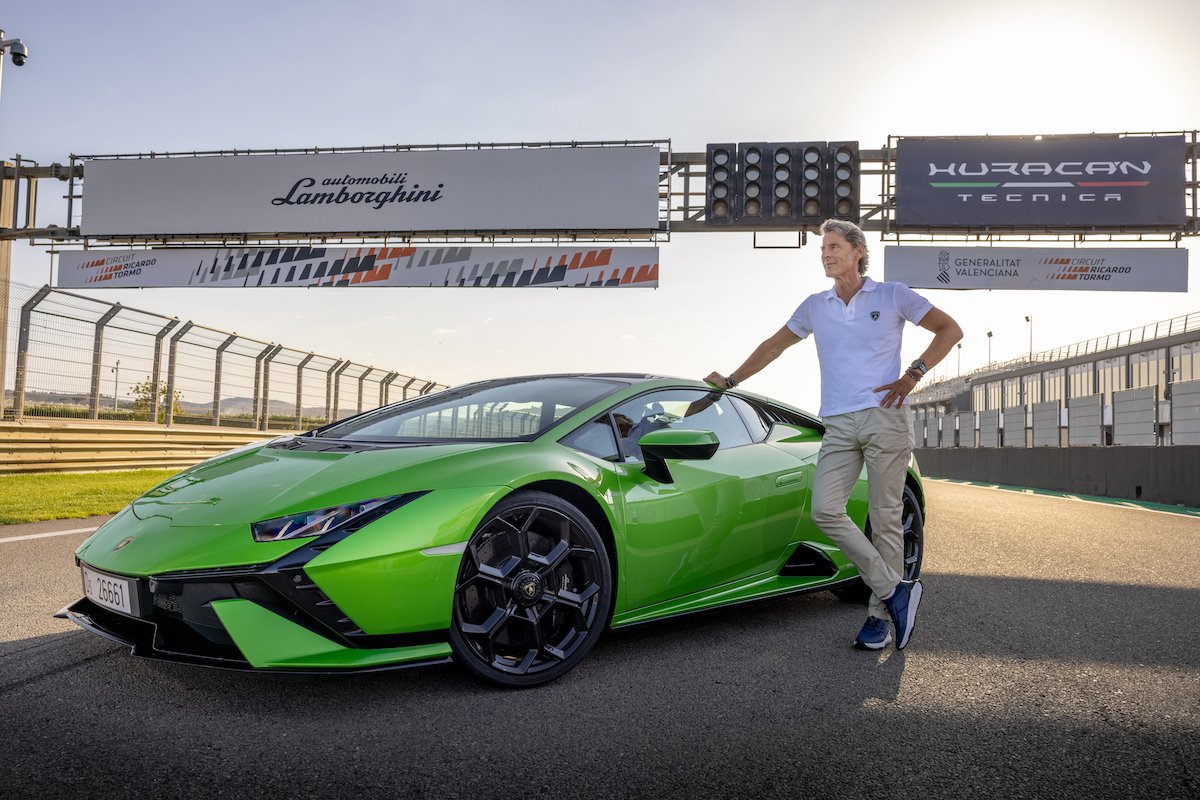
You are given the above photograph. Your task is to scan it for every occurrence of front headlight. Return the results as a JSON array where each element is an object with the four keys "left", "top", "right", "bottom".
[{"left": 251, "top": 495, "right": 405, "bottom": 542}]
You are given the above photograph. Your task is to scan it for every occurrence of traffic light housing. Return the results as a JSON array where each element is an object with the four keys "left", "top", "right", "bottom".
[
  {"left": 826, "top": 141, "right": 860, "bottom": 222},
  {"left": 737, "top": 142, "right": 770, "bottom": 224},
  {"left": 703, "top": 140, "right": 861, "bottom": 227},
  {"left": 796, "top": 142, "right": 827, "bottom": 226},
  {"left": 704, "top": 144, "right": 738, "bottom": 225}
]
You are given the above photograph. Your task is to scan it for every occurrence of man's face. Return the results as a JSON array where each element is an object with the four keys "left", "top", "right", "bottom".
[{"left": 821, "top": 231, "right": 862, "bottom": 281}]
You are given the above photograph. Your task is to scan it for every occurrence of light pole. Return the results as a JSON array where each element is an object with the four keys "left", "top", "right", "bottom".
[
  {"left": 1025, "top": 315, "right": 1033, "bottom": 359},
  {"left": 111, "top": 359, "right": 120, "bottom": 411},
  {"left": 956, "top": 342, "right": 962, "bottom": 376},
  {"left": 987, "top": 331, "right": 993, "bottom": 365},
  {"left": 0, "top": 31, "right": 29, "bottom": 422}
]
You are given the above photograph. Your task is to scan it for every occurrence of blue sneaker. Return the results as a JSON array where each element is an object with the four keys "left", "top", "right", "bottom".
[
  {"left": 882, "top": 579, "right": 923, "bottom": 650},
  {"left": 853, "top": 616, "right": 892, "bottom": 650}
]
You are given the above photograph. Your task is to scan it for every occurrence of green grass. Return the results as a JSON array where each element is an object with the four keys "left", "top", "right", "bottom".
[{"left": 0, "top": 470, "right": 180, "bottom": 526}]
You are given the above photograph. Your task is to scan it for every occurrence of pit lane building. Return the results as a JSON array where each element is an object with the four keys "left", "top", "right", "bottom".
[{"left": 908, "top": 310, "right": 1200, "bottom": 505}]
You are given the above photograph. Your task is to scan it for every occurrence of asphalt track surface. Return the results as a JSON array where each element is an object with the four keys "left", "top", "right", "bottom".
[{"left": 1, "top": 481, "right": 1197, "bottom": 800}]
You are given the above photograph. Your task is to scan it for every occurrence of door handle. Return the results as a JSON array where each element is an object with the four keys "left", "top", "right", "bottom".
[{"left": 775, "top": 471, "right": 805, "bottom": 488}]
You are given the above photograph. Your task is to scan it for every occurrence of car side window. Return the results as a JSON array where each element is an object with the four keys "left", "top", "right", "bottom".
[
  {"left": 560, "top": 416, "right": 620, "bottom": 461},
  {"left": 730, "top": 396, "right": 770, "bottom": 442},
  {"left": 610, "top": 389, "right": 753, "bottom": 461}
]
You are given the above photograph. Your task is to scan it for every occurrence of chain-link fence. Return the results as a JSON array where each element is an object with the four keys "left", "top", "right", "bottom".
[{"left": 1, "top": 280, "right": 449, "bottom": 429}]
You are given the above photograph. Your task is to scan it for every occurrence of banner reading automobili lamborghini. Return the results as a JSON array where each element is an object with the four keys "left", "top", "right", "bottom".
[
  {"left": 79, "top": 145, "right": 661, "bottom": 236},
  {"left": 896, "top": 135, "right": 1185, "bottom": 228}
]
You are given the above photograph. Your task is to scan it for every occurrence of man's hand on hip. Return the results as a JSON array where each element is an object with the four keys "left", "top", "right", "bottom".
[{"left": 874, "top": 373, "right": 919, "bottom": 408}]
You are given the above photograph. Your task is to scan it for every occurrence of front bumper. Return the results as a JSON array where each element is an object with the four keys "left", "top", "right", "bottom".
[{"left": 57, "top": 595, "right": 452, "bottom": 673}]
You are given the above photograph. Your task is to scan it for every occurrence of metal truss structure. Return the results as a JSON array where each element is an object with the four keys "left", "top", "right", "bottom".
[{"left": 1, "top": 132, "right": 1198, "bottom": 250}]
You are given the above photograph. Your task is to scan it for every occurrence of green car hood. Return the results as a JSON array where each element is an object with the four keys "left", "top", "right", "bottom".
[
  {"left": 131, "top": 439, "right": 507, "bottom": 527},
  {"left": 79, "top": 439, "right": 515, "bottom": 575}
]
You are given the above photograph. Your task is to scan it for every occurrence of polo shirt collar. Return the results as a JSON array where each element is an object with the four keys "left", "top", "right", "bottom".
[{"left": 823, "top": 276, "right": 877, "bottom": 300}]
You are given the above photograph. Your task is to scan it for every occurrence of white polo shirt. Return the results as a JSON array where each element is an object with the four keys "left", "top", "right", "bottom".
[{"left": 786, "top": 277, "right": 932, "bottom": 417}]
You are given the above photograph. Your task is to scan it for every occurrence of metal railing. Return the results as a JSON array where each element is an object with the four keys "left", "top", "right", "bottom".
[
  {"left": 1, "top": 280, "right": 449, "bottom": 429},
  {"left": 914, "top": 309, "right": 1200, "bottom": 401}
]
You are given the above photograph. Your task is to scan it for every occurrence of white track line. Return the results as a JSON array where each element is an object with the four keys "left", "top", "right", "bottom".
[
  {"left": 926, "top": 478, "right": 1200, "bottom": 519},
  {"left": 0, "top": 526, "right": 98, "bottom": 544}
]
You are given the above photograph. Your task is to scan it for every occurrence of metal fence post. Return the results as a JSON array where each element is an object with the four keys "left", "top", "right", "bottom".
[
  {"left": 357, "top": 367, "right": 376, "bottom": 415},
  {"left": 212, "top": 334, "right": 237, "bottom": 426},
  {"left": 330, "top": 361, "right": 352, "bottom": 421},
  {"left": 324, "top": 359, "right": 345, "bottom": 423},
  {"left": 380, "top": 372, "right": 399, "bottom": 406},
  {"left": 149, "top": 319, "right": 179, "bottom": 423},
  {"left": 251, "top": 343, "right": 274, "bottom": 428},
  {"left": 419, "top": 380, "right": 436, "bottom": 395},
  {"left": 400, "top": 377, "right": 418, "bottom": 401},
  {"left": 11, "top": 285, "right": 52, "bottom": 421},
  {"left": 295, "top": 353, "right": 315, "bottom": 430},
  {"left": 88, "top": 304, "right": 123, "bottom": 420},
  {"left": 164, "top": 322, "right": 194, "bottom": 428},
  {"left": 260, "top": 344, "right": 282, "bottom": 430}
]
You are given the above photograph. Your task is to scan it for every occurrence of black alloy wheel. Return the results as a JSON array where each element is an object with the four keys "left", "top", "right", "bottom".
[
  {"left": 831, "top": 482, "right": 924, "bottom": 601},
  {"left": 448, "top": 490, "right": 612, "bottom": 687}
]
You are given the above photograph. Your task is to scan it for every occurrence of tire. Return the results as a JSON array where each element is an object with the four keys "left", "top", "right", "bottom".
[
  {"left": 830, "top": 482, "right": 925, "bottom": 602},
  {"left": 448, "top": 490, "right": 613, "bottom": 688}
]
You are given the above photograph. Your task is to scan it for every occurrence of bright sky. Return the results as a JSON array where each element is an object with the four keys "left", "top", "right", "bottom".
[{"left": 3, "top": 0, "right": 1199, "bottom": 411}]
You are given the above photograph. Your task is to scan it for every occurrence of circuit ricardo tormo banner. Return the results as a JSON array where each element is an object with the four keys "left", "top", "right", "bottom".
[
  {"left": 883, "top": 246, "right": 1187, "bottom": 292},
  {"left": 79, "top": 146, "right": 661, "bottom": 236},
  {"left": 56, "top": 246, "right": 660, "bottom": 289},
  {"left": 895, "top": 135, "right": 1185, "bottom": 228}
]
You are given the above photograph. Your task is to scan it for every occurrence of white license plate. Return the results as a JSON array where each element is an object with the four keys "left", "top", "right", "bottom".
[{"left": 81, "top": 565, "right": 137, "bottom": 616}]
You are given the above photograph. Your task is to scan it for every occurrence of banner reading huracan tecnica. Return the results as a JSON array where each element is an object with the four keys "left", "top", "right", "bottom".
[
  {"left": 895, "top": 135, "right": 1185, "bottom": 228},
  {"left": 883, "top": 246, "right": 1187, "bottom": 292},
  {"left": 56, "top": 246, "right": 660, "bottom": 289}
]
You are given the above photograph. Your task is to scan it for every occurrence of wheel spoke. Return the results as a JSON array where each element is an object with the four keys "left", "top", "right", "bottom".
[
  {"left": 460, "top": 604, "right": 510, "bottom": 639},
  {"left": 553, "top": 582, "right": 599, "bottom": 612},
  {"left": 456, "top": 571, "right": 505, "bottom": 592},
  {"left": 478, "top": 554, "right": 522, "bottom": 581},
  {"left": 529, "top": 538, "right": 570, "bottom": 571},
  {"left": 511, "top": 648, "right": 539, "bottom": 674}
]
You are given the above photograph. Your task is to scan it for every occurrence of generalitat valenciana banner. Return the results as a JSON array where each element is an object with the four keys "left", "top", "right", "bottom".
[
  {"left": 57, "top": 246, "right": 660, "bottom": 289},
  {"left": 79, "top": 146, "right": 661, "bottom": 236},
  {"left": 883, "top": 246, "right": 1187, "bottom": 292}
]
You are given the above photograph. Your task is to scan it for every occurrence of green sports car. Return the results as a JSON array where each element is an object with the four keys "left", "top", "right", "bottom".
[{"left": 61, "top": 374, "right": 925, "bottom": 687}]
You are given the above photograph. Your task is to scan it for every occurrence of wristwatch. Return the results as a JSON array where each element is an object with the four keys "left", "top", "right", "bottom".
[{"left": 724, "top": 374, "right": 739, "bottom": 389}]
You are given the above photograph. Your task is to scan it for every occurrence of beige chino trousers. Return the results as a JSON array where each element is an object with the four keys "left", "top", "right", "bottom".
[{"left": 811, "top": 406, "right": 913, "bottom": 622}]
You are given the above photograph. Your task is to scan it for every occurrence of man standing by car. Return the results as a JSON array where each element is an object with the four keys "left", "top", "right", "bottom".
[{"left": 706, "top": 219, "right": 962, "bottom": 650}]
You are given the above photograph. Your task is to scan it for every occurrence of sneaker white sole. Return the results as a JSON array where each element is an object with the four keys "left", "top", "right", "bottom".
[
  {"left": 896, "top": 580, "right": 923, "bottom": 649},
  {"left": 853, "top": 633, "right": 893, "bottom": 651}
]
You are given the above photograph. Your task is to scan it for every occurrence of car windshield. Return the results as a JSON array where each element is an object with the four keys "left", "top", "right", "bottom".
[{"left": 316, "top": 377, "right": 627, "bottom": 442}]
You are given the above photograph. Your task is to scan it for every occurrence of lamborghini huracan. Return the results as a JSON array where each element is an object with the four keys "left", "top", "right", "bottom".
[{"left": 61, "top": 374, "right": 925, "bottom": 687}]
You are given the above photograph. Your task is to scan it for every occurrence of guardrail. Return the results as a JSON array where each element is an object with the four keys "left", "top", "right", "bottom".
[{"left": 0, "top": 420, "right": 276, "bottom": 474}]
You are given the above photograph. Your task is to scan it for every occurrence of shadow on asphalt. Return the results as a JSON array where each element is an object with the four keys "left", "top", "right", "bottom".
[{"left": 3, "top": 572, "right": 1197, "bottom": 800}]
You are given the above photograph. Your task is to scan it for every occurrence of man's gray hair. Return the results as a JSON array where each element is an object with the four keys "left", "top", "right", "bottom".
[{"left": 819, "top": 219, "right": 870, "bottom": 276}]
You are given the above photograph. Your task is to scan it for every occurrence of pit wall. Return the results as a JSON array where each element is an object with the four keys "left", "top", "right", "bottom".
[{"left": 913, "top": 447, "right": 1200, "bottom": 508}]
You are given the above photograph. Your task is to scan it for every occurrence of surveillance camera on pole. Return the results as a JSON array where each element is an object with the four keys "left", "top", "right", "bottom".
[{"left": 0, "top": 34, "right": 29, "bottom": 66}]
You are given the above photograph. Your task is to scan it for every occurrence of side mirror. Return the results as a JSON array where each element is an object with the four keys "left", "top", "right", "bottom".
[{"left": 637, "top": 429, "right": 719, "bottom": 483}]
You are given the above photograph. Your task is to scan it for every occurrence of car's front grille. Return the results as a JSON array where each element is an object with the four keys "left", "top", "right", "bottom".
[{"left": 152, "top": 593, "right": 181, "bottom": 614}]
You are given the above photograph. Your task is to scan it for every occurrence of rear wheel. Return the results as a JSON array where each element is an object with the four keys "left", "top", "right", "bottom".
[
  {"left": 448, "top": 490, "right": 612, "bottom": 687},
  {"left": 831, "top": 482, "right": 924, "bottom": 602}
]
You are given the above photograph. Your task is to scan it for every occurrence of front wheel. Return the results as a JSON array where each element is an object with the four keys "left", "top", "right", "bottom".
[
  {"left": 448, "top": 490, "right": 612, "bottom": 688},
  {"left": 830, "top": 482, "right": 924, "bottom": 602}
]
